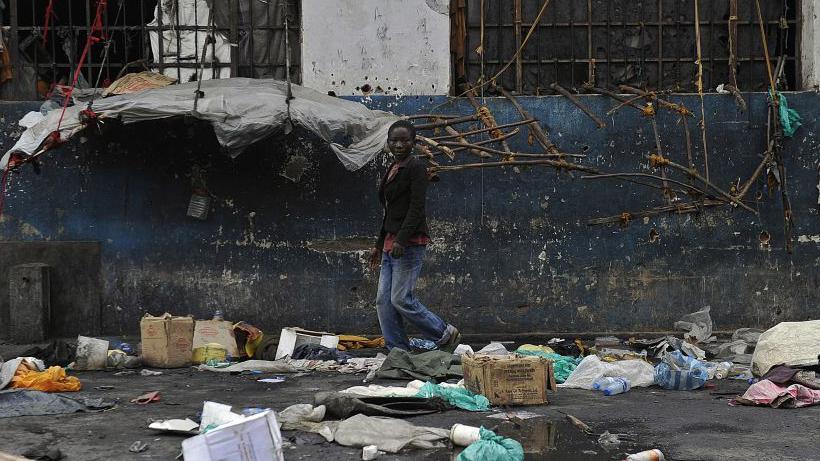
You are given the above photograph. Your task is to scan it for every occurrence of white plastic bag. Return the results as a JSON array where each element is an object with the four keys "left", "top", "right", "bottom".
[
  {"left": 333, "top": 414, "right": 450, "bottom": 453},
  {"left": 751, "top": 320, "right": 820, "bottom": 376},
  {"left": 559, "top": 355, "right": 655, "bottom": 389}
]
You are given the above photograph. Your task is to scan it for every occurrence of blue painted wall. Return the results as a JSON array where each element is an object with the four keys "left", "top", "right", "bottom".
[{"left": 1, "top": 91, "right": 818, "bottom": 337}]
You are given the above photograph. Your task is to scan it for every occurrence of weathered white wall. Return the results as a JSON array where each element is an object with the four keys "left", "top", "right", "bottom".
[
  {"left": 802, "top": 1, "right": 819, "bottom": 89},
  {"left": 301, "top": 0, "right": 451, "bottom": 96}
]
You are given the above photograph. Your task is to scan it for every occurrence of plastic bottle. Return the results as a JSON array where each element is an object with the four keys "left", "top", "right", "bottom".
[
  {"left": 592, "top": 376, "right": 618, "bottom": 390},
  {"left": 213, "top": 310, "right": 224, "bottom": 321},
  {"left": 602, "top": 377, "right": 631, "bottom": 396},
  {"left": 714, "top": 362, "right": 732, "bottom": 379}
]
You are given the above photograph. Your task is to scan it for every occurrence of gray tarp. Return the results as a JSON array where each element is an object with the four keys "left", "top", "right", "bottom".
[{"left": 2, "top": 78, "right": 399, "bottom": 171}]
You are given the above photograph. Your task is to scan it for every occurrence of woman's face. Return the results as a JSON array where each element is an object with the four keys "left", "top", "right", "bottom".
[{"left": 387, "top": 127, "right": 415, "bottom": 159}]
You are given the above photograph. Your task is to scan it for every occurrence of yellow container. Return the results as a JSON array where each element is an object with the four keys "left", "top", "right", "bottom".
[{"left": 192, "top": 342, "right": 228, "bottom": 364}]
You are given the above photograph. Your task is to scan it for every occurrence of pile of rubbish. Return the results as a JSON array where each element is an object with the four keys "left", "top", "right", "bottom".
[{"left": 1, "top": 308, "right": 818, "bottom": 460}]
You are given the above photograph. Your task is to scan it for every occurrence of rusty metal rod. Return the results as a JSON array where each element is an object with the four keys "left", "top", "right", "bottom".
[
  {"left": 550, "top": 83, "right": 606, "bottom": 128},
  {"left": 443, "top": 125, "right": 485, "bottom": 158},
  {"left": 618, "top": 85, "right": 693, "bottom": 116},
  {"left": 415, "top": 114, "right": 480, "bottom": 130},
  {"left": 583, "top": 84, "right": 648, "bottom": 112},
  {"left": 587, "top": 200, "right": 725, "bottom": 226},
  {"left": 430, "top": 119, "right": 536, "bottom": 141},
  {"left": 447, "top": 129, "right": 519, "bottom": 156},
  {"left": 496, "top": 85, "right": 561, "bottom": 154},
  {"left": 581, "top": 173, "right": 710, "bottom": 198},
  {"left": 417, "top": 136, "right": 455, "bottom": 160},
  {"left": 430, "top": 159, "right": 600, "bottom": 175},
  {"left": 649, "top": 154, "right": 757, "bottom": 214},
  {"left": 438, "top": 141, "right": 585, "bottom": 159}
]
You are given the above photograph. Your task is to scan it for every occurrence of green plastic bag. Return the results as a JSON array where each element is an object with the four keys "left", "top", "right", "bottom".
[
  {"left": 773, "top": 91, "right": 802, "bottom": 137},
  {"left": 456, "top": 427, "right": 524, "bottom": 461},
  {"left": 415, "top": 382, "right": 490, "bottom": 411},
  {"left": 514, "top": 346, "right": 582, "bottom": 383}
]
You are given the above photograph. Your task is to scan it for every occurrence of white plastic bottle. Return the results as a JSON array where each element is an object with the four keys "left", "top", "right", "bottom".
[
  {"left": 602, "top": 377, "right": 631, "bottom": 396},
  {"left": 592, "top": 376, "right": 618, "bottom": 390},
  {"left": 626, "top": 449, "right": 665, "bottom": 461}
]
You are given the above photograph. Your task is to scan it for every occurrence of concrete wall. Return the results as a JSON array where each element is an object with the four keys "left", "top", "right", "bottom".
[
  {"left": 300, "top": 0, "right": 451, "bottom": 96},
  {"left": 1, "top": 92, "right": 819, "bottom": 339}
]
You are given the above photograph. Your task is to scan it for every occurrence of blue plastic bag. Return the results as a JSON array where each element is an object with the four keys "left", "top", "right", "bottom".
[{"left": 654, "top": 351, "right": 709, "bottom": 390}]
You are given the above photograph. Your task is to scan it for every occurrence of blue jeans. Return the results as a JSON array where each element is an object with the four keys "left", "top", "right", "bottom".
[{"left": 376, "top": 245, "right": 448, "bottom": 350}]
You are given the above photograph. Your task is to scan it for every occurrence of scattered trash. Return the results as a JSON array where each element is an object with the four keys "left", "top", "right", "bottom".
[
  {"left": 454, "top": 344, "right": 475, "bottom": 356},
  {"left": 475, "top": 342, "right": 509, "bottom": 355},
  {"left": 450, "top": 424, "right": 481, "bottom": 446},
  {"left": 751, "top": 320, "right": 820, "bottom": 377},
  {"left": 362, "top": 444, "right": 382, "bottom": 460},
  {"left": 128, "top": 441, "right": 148, "bottom": 453},
  {"left": 463, "top": 354, "right": 556, "bottom": 405},
  {"left": 674, "top": 307, "right": 715, "bottom": 344},
  {"left": 409, "top": 338, "right": 438, "bottom": 351},
  {"left": 182, "top": 410, "right": 284, "bottom": 461},
  {"left": 730, "top": 379, "right": 820, "bottom": 408},
  {"left": 599, "top": 377, "right": 631, "bottom": 396},
  {"left": 337, "top": 335, "right": 385, "bottom": 351},
  {"left": 486, "top": 410, "right": 542, "bottom": 420},
  {"left": 654, "top": 351, "right": 709, "bottom": 390},
  {"left": 597, "top": 431, "right": 621, "bottom": 450},
  {"left": 197, "top": 360, "right": 296, "bottom": 374},
  {"left": 233, "top": 321, "right": 266, "bottom": 357},
  {"left": 148, "top": 418, "right": 199, "bottom": 435},
  {"left": 140, "top": 369, "right": 163, "bottom": 376},
  {"left": 376, "top": 349, "right": 462, "bottom": 382},
  {"left": 456, "top": 427, "right": 524, "bottom": 461},
  {"left": 332, "top": 414, "right": 450, "bottom": 453},
  {"left": 563, "top": 413, "right": 592, "bottom": 434},
  {"left": 130, "top": 391, "right": 161, "bottom": 405},
  {"left": 6, "top": 358, "right": 81, "bottom": 393},
  {"left": 277, "top": 404, "right": 333, "bottom": 440},
  {"left": 625, "top": 448, "right": 666, "bottom": 461},
  {"left": 292, "top": 343, "right": 349, "bottom": 362},
  {"left": 415, "top": 381, "right": 490, "bottom": 411},
  {"left": 102, "top": 71, "right": 177, "bottom": 97},
  {"left": 73, "top": 336, "right": 109, "bottom": 370},
  {"left": 316, "top": 392, "right": 448, "bottom": 418},
  {"left": 114, "top": 370, "right": 136, "bottom": 376},
  {"left": 193, "top": 319, "right": 241, "bottom": 359},
  {"left": 0, "top": 390, "right": 114, "bottom": 418},
  {"left": 192, "top": 343, "right": 228, "bottom": 365},
  {"left": 94, "top": 385, "right": 115, "bottom": 391},
  {"left": 200, "top": 401, "right": 245, "bottom": 433},
  {"left": 258, "top": 376, "right": 286, "bottom": 384},
  {"left": 514, "top": 345, "right": 581, "bottom": 383},
  {"left": 559, "top": 355, "right": 655, "bottom": 389},
  {"left": 275, "top": 327, "right": 339, "bottom": 360},
  {"left": 106, "top": 349, "right": 142, "bottom": 369},
  {"left": 140, "top": 313, "right": 195, "bottom": 368}
]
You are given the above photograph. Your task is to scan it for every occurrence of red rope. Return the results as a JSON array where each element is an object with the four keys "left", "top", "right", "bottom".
[
  {"left": 55, "top": 0, "right": 107, "bottom": 134},
  {"left": 43, "top": 0, "right": 58, "bottom": 46}
]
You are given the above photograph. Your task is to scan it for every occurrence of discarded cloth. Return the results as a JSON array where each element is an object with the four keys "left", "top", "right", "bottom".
[
  {"left": 775, "top": 91, "right": 802, "bottom": 137},
  {"left": 376, "top": 349, "right": 462, "bottom": 382},
  {"left": 751, "top": 320, "right": 820, "bottom": 377},
  {"left": 337, "top": 335, "right": 385, "bottom": 351},
  {"left": 233, "top": 321, "right": 265, "bottom": 357},
  {"left": 517, "top": 344, "right": 555, "bottom": 355},
  {"left": 197, "top": 360, "right": 297, "bottom": 373},
  {"left": 0, "top": 389, "right": 114, "bottom": 418},
  {"left": 514, "top": 346, "right": 581, "bottom": 383},
  {"left": 3, "top": 358, "right": 81, "bottom": 393},
  {"left": 559, "top": 355, "right": 655, "bottom": 389},
  {"left": 333, "top": 414, "right": 450, "bottom": 453},
  {"left": 457, "top": 427, "right": 524, "bottom": 461},
  {"left": 416, "top": 382, "right": 490, "bottom": 411},
  {"left": 762, "top": 365, "right": 820, "bottom": 390},
  {"left": 341, "top": 380, "right": 435, "bottom": 398},
  {"left": 731, "top": 379, "right": 820, "bottom": 408},
  {"left": 654, "top": 351, "right": 709, "bottom": 390},
  {"left": 1, "top": 357, "right": 45, "bottom": 390},
  {"left": 315, "top": 392, "right": 450, "bottom": 419}
]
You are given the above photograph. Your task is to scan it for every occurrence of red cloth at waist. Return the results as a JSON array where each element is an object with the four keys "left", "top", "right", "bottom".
[{"left": 383, "top": 232, "right": 430, "bottom": 252}]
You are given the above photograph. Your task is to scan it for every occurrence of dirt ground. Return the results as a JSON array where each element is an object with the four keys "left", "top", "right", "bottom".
[{"left": 0, "top": 348, "right": 818, "bottom": 461}]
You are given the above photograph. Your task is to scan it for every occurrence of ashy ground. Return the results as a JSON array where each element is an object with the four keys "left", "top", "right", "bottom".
[{"left": 0, "top": 349, "right": 817, "bottom": 461}]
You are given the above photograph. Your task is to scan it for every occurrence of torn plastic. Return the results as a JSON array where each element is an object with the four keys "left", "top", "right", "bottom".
[
  {"left": 332, "top": 414, "right": 451, "bottom": 453},
  {"left": 2, "top": 78, "right": 400, "bottom": 172},
  {"left": 558, "top": 355, "right": 655, "bottom": 389},
  {"left": 673, "top": 307, "right": 715, "bottom": 344}
]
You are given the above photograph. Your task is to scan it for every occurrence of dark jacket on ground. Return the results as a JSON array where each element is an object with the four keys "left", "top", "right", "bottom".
[{"left": 375, "top": 156, "right": 430, "bottom": 250}]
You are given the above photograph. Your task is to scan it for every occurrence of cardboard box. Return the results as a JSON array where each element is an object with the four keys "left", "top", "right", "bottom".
[
  {"left": 462, "top": 354, "right": 557, "bottom": 406},
  {"left": 140, "top": 313, "right": 194, "bottom": 368},
  {"left": 193, "top": 320, "right": 240, "bottom": 360},
  {"left": 274, "top": 327, "right": 339, "bottom": 360},
  {"left": 181, "top": 410, "right": 284, "bottom": 461}
]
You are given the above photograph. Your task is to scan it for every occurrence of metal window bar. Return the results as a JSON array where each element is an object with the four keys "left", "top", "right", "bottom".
[
  {"left": 2, "top": 0, "right": 302, "bottom": 101},
  {"left": 464, "top": 0, "right": 799, "bottom": 94}
]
